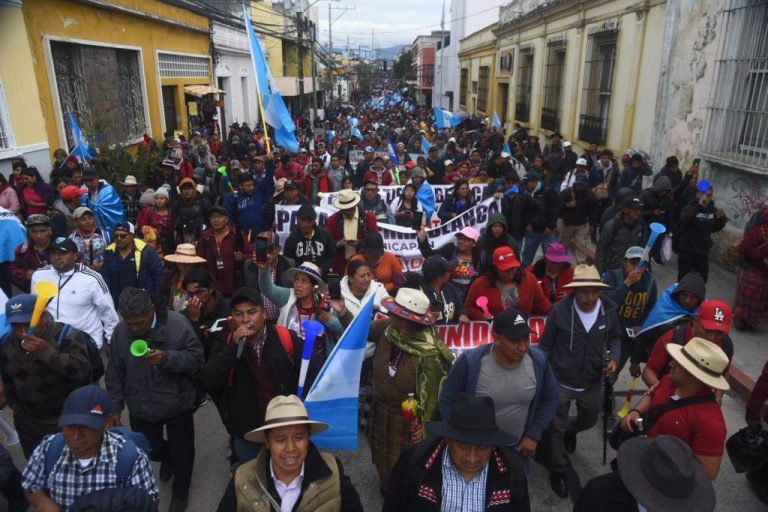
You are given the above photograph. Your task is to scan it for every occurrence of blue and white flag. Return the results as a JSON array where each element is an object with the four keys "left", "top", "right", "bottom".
[
  {"left": 637, "top": 283, "right": 699, "bottom": 335},
  {"left": 351, "top": 127, "right": 364, "bottom": 140},
  {"left": 387, "top": 139, "right": 399, "bottom": 165},
  {"left": 305, "top": 296, "right": 374, "bottom": 450},
  {"left": 421, "top": 135, "right": 432, "bottom": 153},
  {"left": 502, "top": 142, "right": 511, "bottom": 155},
  {"left": 0, "top": 288, "right": 9, "bottom": 340},
  {"left": 492, "top": 112, "right": 502, "bottom": 130},
  {"left": 348, "top": 117, "right": 360, "bottom": 129},
  {"left": 327, "top": 130, "right": 335, "bottom": 146},
  {"left": 434, "top": 107, "right": 461, "bottom": 129},
  {"left": 0, "top": 206, "right": 27, "bottom": 264},
  {"left": 68, "top": 114, "right": 95, "bottom": 162}
]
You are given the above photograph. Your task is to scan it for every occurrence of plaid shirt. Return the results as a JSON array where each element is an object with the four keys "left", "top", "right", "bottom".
[
  {"left": 22, "top": 430, "right": 159, "bottom": 509},
  {"left": 440, "top": 447, "right": 488, "bottom": 512}
]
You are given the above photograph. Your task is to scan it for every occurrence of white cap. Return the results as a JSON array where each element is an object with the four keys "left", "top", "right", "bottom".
[
  {"left": 448, "top": 137, "right": 456, "bottom": 143},
  {"left": 563, "top": 140, "right": 573, "bottom": 147},
  {"left": 444, "top": 160, "right": 454, "bottom": 166},
  {"left": 576, "top": 158, "right": 588, "bottom": 166}
]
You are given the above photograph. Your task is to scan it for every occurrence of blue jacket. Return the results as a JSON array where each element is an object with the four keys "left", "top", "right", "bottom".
[
  {"left": 439, "top": 345, "right": 559, "bottom": 443},
  {"left": 601, "top": 267, "right": 658, "bottom": 331},
  {"left": 223, "top": 161, "right": 275, "bottom": 234},
  {"left": 102, "top": 238, "right": 164, "bottom": 305}
]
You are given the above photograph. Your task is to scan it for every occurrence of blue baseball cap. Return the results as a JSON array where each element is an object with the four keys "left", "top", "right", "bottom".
[
  {"left": 58, "top": 385, "right": 112, "bottom": 430},
  {"left": 5, "top": 294, "right": 36, "bottom": 325}
]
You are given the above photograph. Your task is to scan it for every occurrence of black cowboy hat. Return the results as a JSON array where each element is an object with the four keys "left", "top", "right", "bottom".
[{"left": 427, "top": 393, "right": 515, "bottom": 446}]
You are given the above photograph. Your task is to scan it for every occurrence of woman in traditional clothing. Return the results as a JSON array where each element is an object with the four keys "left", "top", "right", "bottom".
[
  {"left": 162, "top": 243, "right": 207, "bottom": 311},
  {"left": 367, "top": 287, "right": 454, "bottom": 494},
  {"left": 734, "top": 206, "right": 768, "bottom": 330}
]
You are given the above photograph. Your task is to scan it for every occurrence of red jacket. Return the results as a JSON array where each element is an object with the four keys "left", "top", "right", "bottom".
[
  {"left": 305, "top": 172, "right": 332, "bottom": 204},
  {"left": 197, "top": 227, "right": 241, "bottom": 298},
  {"left": 363, "top": 169, "right": 395, "bottom": 186},
  {"left": 526, "top": 261, "right": 575, "bottom": 304},
  {"left": 465, "top": 272, "right": 552, "bottom": 320},
  {"left": 327, "top": 208, "right": 379, "bottom": 274},
  {"left": 10, "top": 241, "right": 51, "bottom": 292}
]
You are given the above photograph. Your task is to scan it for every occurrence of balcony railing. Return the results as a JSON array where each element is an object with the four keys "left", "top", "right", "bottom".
[
  {"left": 578, "top": 114, "right": 609, "bottom": 145},
  {"left": 515, "top": 101, "right": 530, "bottom": 123},
  {"left": 540, "top": 107, "right": 560, "bottom": 132}
]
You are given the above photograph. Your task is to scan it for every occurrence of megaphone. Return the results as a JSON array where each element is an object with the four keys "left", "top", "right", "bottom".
[
  {"left": 28, "top": 281, "right": 58, "bottom": 336},
  {"left": 130, "top": 339, "right": 151, "bottom": 357},
  {"left": 637, "top": 223, "right": 667, "bottom": 269},
  {"left": 297, "top": 320, "right": 325, "bottom": 399}
]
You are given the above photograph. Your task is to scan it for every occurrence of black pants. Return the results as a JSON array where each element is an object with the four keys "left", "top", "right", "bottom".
[
  {"left": 13, "top": 411, "right": 58, "bottom": 459},
  {"left": 0, "top": 262, "right": 11, "bottom": 298},
  {"left": 677, "top": 251, "right": 709, "bottom": 283},
  {"left": 130, "top": 410, "right": 195, "bottom": 498},
  {"left": 0, "top": 444, "right": 25, "bottom": 506}
]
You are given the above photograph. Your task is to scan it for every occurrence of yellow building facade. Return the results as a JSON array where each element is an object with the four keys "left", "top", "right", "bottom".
[
  {"left": 457, "top": 25, "right": 497, "bottom": 119},
  {"left": 20, "top": 0, "right": 213, "bottom": 153}
]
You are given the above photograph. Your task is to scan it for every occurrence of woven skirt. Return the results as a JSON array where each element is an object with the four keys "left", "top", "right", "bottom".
[{"left": 735, "top": 267, "right": 768, "bottom": 327}]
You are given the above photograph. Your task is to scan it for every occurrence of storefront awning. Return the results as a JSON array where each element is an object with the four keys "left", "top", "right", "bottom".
[{"left": 184, "top": 85, "right": 226, "bottom": 97}]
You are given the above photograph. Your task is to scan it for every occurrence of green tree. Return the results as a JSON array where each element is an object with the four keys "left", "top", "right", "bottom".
[{"left": 393, "top": 50, "right": 415, "bottom": 80}]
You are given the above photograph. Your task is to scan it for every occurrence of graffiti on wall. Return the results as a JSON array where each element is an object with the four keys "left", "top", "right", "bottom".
[{"left": 727, "top": 177, "right": 768, "bottom": 224}]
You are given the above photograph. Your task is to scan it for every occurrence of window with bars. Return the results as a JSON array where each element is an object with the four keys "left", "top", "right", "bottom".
[
  {"left": 460, "top": 68, "right": 469, "bottom": 108},
  {"left": 541, "top": 41, "right": 566, "bottom": 132},
  {"left": 477, "top": 66, "right": 490, "bottom": 113},
  {"left": 0, "top": 79, "right": 13, "bottom": 150},
  {"left": 158, "top": 52, "right": 209, "bottom": 78},
  {"left": 51, "top": 41, "right": 147, "bottom": 147},
  {"left": 515, "top": 49, "right": 534, "bottom": 123},
  {"left": 578, "top": 27, "right": 618, "bottom": 145},
  {"left": 704, "top": 0, "right": 768, "bottom": 173},
  {"left": 422, "top": 64, "right": 434, "bottom": 87}
]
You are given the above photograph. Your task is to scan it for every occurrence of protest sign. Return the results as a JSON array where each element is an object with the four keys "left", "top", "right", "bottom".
[{"left": 438, "top": 317, "right": 546, "bottom": 357}]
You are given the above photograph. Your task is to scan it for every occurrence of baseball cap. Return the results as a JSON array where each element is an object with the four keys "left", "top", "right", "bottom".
[
  {"left": 622, "top": 197, "right": 643, "bottom": 210},
  {"left": 525, "top": 171, "right": 542, "bottom": 182},
  {"left": 697, "top": 300, "right": 732, "bottom": 333},
  {"left": 624, "top": 246, "right": 645, "bottom": 260},
  {"left": 58, "top": 384, "right": 112, "bottom": 430},
  {"left": 456, "top": 227, "right": 480, "bottom": 242},
  {"left": 492, "top": 308, "right": 532, "bottom": 341},
  {"left": 52, "top": 236, "right": 78, "bottom": 253},
  {"left": 230, "top": 287, "right": 264, "bottom": 308},
  {"left": 72, "top": 206, "right": 93, "bottom": 219},
  {"left": 60, "top": 185, "right": 86, "bottom": 202},
  {"left": 364, "top": 146, "right": 375, "bottom": 153},
  {"left": 207, "top": 205, "right": 228, "bottom": 218},
  {"left": 576, "top": 158, "right": 588, "bottom": 167},
  {"left": 363, "top": 232, "right": 384, "bottom": 257},
  {"left": 5, "top": 294, "right": 36, "bottom": 324},
  {"left": 113, "top": 222, "right": 135, "bottom": 235},
  {"left": 179, "top": 177, "right": 196, "bottom": 189},
  {"left": 297, "top": 204, "right": 316, "bottom": 219},
  {"left": 25, "top": 214, "right": 51, "bottom": 227},
  {"left": 493, "top": 246, "right": 521, "bottom": 271},
  {"left": 82, "top": 168, "right": 99, "bottom": 180},
  {"left": 444, "top": 160, "right": 454, "bottom": 166},
  {"left": 422, "top": 255, "right": 458, "bottom": 279},
  {"left": 283, "top": 180, "right": 299, "bottom": 190},
  {"left": 563, "top": 141, "right": 573, "bottom": 148}
]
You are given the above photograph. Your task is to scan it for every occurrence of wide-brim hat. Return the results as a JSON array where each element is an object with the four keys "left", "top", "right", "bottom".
[
  {"left": 666, "top": 337, "right": 730, "bottom": 390},
  {"left": 285, "top": 262, "right": 327, "bottom": 292},
  {"left": 121, "top": 175, "right": 140, "bottom": 186},
  {"left": 544, "top": 243, "right": 570, "bottom": 263},
  {"left": 164, "top": 243, "right": 207, "bottom": 264},
  {"left": 618, "top": 435, "right": 715, "bottom": 511},
  {"left": 333, "top": 189, "right": 361, "bottom": 210},
  {"left": 382, "top": 288, "right": 434, "bottom": 325},
  {"left": 427, "top": 393, "right": 516, "bottom": 446},
  {"left": 245, "top": 395, "right": 329, "bottom": 442},
  {"left": 563, "top": 264, "right": 610, "bottom": 288}
]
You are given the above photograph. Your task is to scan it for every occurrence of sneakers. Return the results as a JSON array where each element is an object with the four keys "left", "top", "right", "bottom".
[
  {"left": 549, "top": 471, "right": 569, "bottom": 498},
  {"left": 564, "top": 430, "right": 577, "bottom": 453}
]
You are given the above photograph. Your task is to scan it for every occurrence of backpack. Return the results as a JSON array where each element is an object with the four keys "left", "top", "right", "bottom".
[
  {"left": 226, "top": 325, "right": 294, "bottom": 388},
  {"left": 57, "top": 324, "right": 105, "bottom": 383},
  {"left": 44, "top": 427, "right": 150, "bottom": 485}
]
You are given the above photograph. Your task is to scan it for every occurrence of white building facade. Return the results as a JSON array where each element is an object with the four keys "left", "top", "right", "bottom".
[{"left": 212, "top": 21, "right": 259, "bottom": 136}]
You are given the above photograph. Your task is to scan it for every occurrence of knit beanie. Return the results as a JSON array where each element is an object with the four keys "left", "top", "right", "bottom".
[
  {"left": 139, "top": 188, "right": 155, "bottom": 206},
  {"left": 155, "top": 187, "right": 170, "bottom": 201}
]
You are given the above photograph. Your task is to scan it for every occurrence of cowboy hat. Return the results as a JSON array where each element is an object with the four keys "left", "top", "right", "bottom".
[
  {"left": 618, "top": 435, "right": 715, "bottom": 511},
  {"left": 163, "top": 243, "right": 207, "bottom": 264},
  {"left": 333, "top": 189, "right": 361, "bottom": 210},
  {"left": 666, "top": 337, "right": 730, "bottom": 390},
  {"left": 427, "top": 393, "right": 515, "bottom": 446},
  {"left": 284, "top": 262, "right": 327, "bottom": 292},
  {"left": 121, "top": 175, "right": 140, "bottom": 186},
  {"left": 563, "top": 264, "right": 610, "bottom": 288},
  {"left": 273, "top": 178, "right": 288, "bottom": 197},
  {"left": 245, "top": 395, "right": 329, "bottom": 442},
  {"left": 382, "top": 288, "right": 434, "bottom": 325}
]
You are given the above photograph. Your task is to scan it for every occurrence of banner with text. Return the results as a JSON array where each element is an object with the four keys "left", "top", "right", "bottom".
[{"left": 438, "top": 317, "right": 546, "bottom": 357}]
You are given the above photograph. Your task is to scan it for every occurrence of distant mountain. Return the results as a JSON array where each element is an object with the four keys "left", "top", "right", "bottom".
[{"left": 376, "top": 44, "right": 408, "bottom": 61}]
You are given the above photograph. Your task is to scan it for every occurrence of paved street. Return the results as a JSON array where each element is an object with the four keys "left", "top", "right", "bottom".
[{"left": 1, "top": 256, "right": 766, "bottom": 511}]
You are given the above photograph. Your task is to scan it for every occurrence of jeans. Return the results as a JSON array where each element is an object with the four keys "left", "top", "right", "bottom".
[
  {"left": 130, "top": 410, "right": 195, "bottom": 498},
  {"left": 233, "top": 437, "right": 263, "bottom": 464},
  {"left": 522, "top": 231, "right": 557, "bottom": 267}
]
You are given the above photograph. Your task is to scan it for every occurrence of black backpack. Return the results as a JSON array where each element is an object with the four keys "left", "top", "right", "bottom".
[{"left": 56, "top": 324, "right": 105, "bottom": 383}]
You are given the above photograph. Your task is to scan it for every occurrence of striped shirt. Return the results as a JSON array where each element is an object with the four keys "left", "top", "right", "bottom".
[
  {"left": 21, "top": 430, "right": 159, "bottom": 509},
  {"left": 440, "top": 447, "right": 488, "bottom": 512}
]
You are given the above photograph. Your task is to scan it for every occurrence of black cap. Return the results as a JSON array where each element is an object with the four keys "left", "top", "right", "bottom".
[
  {"left": 52, "top": 236, "right": 78, "bottom": 253},
  {"left": 622, "top": 196, "right": 643, "bottom": 210},
  {"left": 363, "top": 232, "right": 384, "bottom": 257},
  {"left": 82, "top": 168, "right": 99, "bottom": 180},
  {"left": 113, "top": 222, "right": 135, "bottom": 235},
  {"left": 297, "top": 205, "right": 316, "bottom": 220},
  {"left": 230, "top": 287, "right": 263, "bottom": 308},
  {"left": 492, "top": 308, "right": 532, "bottom": 341},
  {"left": 284, "top": 180, "right": 298, "bottom": 190},
  {"left": 207, "top": 205, "right": 228, "bottom": 218},
  {"left": 422, "top": 255, "right": 458, "bottom": 280}
]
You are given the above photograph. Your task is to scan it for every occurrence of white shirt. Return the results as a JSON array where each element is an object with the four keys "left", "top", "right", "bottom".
[
  {"left": 270, "top": 460, "right": 305, "bottom": 512},
  {"left": 31, "top": 263, "right": 119, "bottom": 348},
  {"left": 575, "top": 298, "right": 602, "bottom": 333}
]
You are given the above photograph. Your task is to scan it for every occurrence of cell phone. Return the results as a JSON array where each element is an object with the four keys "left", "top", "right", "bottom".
[
  {"left": 252, "top": 236, "right": 269, "bottom": 262},
  {"left": 411, "top": 211, "right": 424, "bottom": 231},
  {"left": 692, "top": 158, "right": 701, "bottom": 167},
  {"left": 327, "top": 274, "right": 342, "bottom": 300}
]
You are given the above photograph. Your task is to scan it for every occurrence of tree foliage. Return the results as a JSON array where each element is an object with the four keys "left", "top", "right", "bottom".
[{"left": 393, "top": 50, "right": 415, "bottom": 80}]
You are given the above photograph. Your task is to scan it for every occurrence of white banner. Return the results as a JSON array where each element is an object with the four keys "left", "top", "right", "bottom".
[{"left": 439, "top": 317, "right": 546, "bottom": 357}]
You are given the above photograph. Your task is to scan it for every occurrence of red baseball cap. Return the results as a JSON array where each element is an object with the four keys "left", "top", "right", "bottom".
[
  {"left": 697, "top": 300, "right": 732, "bottom": 333},
  {"left": 492, "top": 246, "right": 521, "bottom": 271},
  {"left": 60, "top": 185, "right": 85, "bottom": 202}
]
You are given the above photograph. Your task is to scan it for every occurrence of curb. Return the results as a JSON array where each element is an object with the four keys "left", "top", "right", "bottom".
[{"left": 728, "top": 365, "right": 754, "bottom": 403}]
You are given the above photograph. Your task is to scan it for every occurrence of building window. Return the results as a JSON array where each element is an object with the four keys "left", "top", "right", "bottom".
[
  {"left": 541, "top": 40, "right": 566, "bottom": 132},
  {"left": 578, "top": 26, "right": 618, "bottom": 145},
  {"left": 51, "top": 41, "right": 147, "bottom": 147},
  {"left": 704, "top": 0, "right": 768, "bottom": 173},
  {"left": 0, "top": 79, "right": 14, "bottom": 150},
  {"left": 460, "top": 68, "right": 469, "bottom": 108},
  {"left": 472, "top": 81, "right": 478, "bottom": 94},
  {"left": 515, "top": 48, "right": 534, "bottom": 123},
  {"left": 158, "top": 52, "right": 209, "bottom": 78},
  {"left": 477, "top": 66, "right": 490, "bottom": 113},
  {"left": 422, "top": 64, "right": 434, "bottom": 87}
]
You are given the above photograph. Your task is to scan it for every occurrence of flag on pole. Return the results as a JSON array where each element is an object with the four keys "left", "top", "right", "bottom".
[
  {"left": 434, "top": 107, "right": 461, "bottom": 129},
  {"left": 492, "top": 112, "right": 502, "bottom": 130},
  {"left": 351, "top": 127, "right": 364, "bottom": 140},
  {"left": 387, "top": 139, "right": 399, "bottom": 165},
  {"left": 305, "top": 297, "right": 375, "bottom": 450},
  {"left": 348, "top": 117, "right": 360, "bottom": 129},
  {"left": 327, "top": 130, "right": 335, "bottom": 146},
  {"left": 502, "top": 142, "right": 511, "bottom": 155},
  {"left": 68, "top": 114, "right": 95, "bottom": 162},
  {"left": 421, "top": 135, "right": 432, "bottom": 153}
]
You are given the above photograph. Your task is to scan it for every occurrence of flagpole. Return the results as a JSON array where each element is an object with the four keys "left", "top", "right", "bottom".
[
  {"left": 243, "top": 5, "right": 272, "bottom": 154},
  {"left": 256, "top": 91, "right": 272, "bottom": 154}
]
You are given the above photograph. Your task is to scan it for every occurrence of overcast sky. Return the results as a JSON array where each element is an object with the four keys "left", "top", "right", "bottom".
[{"left": 315, "top": 0, "right": 447, "bottom": 52}]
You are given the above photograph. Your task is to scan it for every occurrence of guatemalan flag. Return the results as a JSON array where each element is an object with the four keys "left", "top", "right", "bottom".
[
  {"left": 68, "top": 114, "right": 95, "bottom": 162},
  {"left": 387, "top": 139, "right": 399, "bottom": 165},
  {"left": 351, "top": 127, "right": 364, "bottom": 140},
  {"left": 304, "top": 296, "right": 374, "bottom": 450},
  {"left": 327, "top": 130, "right": 335, "bottom": 146},
  {"left": 0, "top": 289, "right": 9, "bottom": 340},
  {"left": 348, "top": 117, "right": 360, "bottom": 129},
  {"left": 492, "top": 112, "right": 502, "bottom": 130},
  {"left": 434, "top": 107, "right": 461, "bottom": 129},
  {"left": 637, "top": 283, "right": 699, "bottom": 335},
  {"left": 421, "top": 135, "right": 432, "bottom": 153}
]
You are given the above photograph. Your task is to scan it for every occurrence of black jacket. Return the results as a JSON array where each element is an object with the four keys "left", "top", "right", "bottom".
[
  {"left": 282, "top": 225, "right": 337, "bottom": 270},
  {"left": 262, "top": 194, "right": 312, "bottom": 231},
  {"left": 674, "top": 200, "right": 727, "bottom": 255},
  {"left": 522, "top": 187, "right": 560, "bottom": 232},
  {"left": 502, "top": 192, "right": 533, "bottom": 240},
  {"left": 383, "top": 436, "right": 530, "bottom": 512},
  {"left": 640, "top": 189, "right": 673, "bottom": 227},
  {"left": 437, "top": 192, "right": 475, "bottom": 224},
  {"left": 596, "top": 213, "right": 648, "bottom": 273},
  {"left": 559, "top": 186, "right": 598, "bottom": 227},
  {"left": 181, "top": 290, "right": 231, "bottom": 358}
]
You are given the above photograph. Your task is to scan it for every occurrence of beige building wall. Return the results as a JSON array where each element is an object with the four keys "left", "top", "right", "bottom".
[{"left": 458, "top": 24, "right": 497, "bottom": 117}]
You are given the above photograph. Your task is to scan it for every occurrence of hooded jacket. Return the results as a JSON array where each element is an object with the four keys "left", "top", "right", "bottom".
[
  {"left": 538, "top": 295, "right": 622, "bottom": 390},
  {"left": 559, "top": 185, "right": 598, "bottom": 227},
  {"left": 106, "top": 300, "right": 204, "bottom": 423},
  {"left": 478, "top": 213, "right": 518, "bottom": 269},
  {"left": 596, "top": 213, "right": 648, "bottom": 273},
  {"left": 602, "top": 267, "right": 658, "bottom": 330},
  {"left": 283, "top": 224, "right": 337, "bottom": 271},
  {"left": 674, "top": 199, "right": 727, "bottom": 255},
  {"left": 502, "top": 193, "right": 534, "bottom": 240},
  {"left": 522, "top": 186, "right": 560, "bottom": 232}
]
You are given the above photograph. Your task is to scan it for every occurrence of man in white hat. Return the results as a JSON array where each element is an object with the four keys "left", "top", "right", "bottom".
[
  {"left": 222, "top": 394, "right": 363, "bottom": 511},
  {"left": 326, "top": 190, "right": 379, "bottom": 274},
  {"left": 537, "top": 264, "right": 622, "bottom": 498},
  {"left": 120, "top": 175, "right": 142, "bottom": 225},
  {"left": 620, "top": 336, "right": 729, "bottom": 480}
]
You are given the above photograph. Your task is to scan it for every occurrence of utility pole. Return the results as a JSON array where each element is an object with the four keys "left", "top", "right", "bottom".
[
  {"left": 328, "top": 2, "right": 333, "bottom": 105},
  {"left": 297, "top": 12, "right": 305, "bottom": 114}
]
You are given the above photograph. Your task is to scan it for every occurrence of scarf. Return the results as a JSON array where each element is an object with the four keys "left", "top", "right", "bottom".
[{"left": 385, "top": 325, "right": 454, "bottom": 424}]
